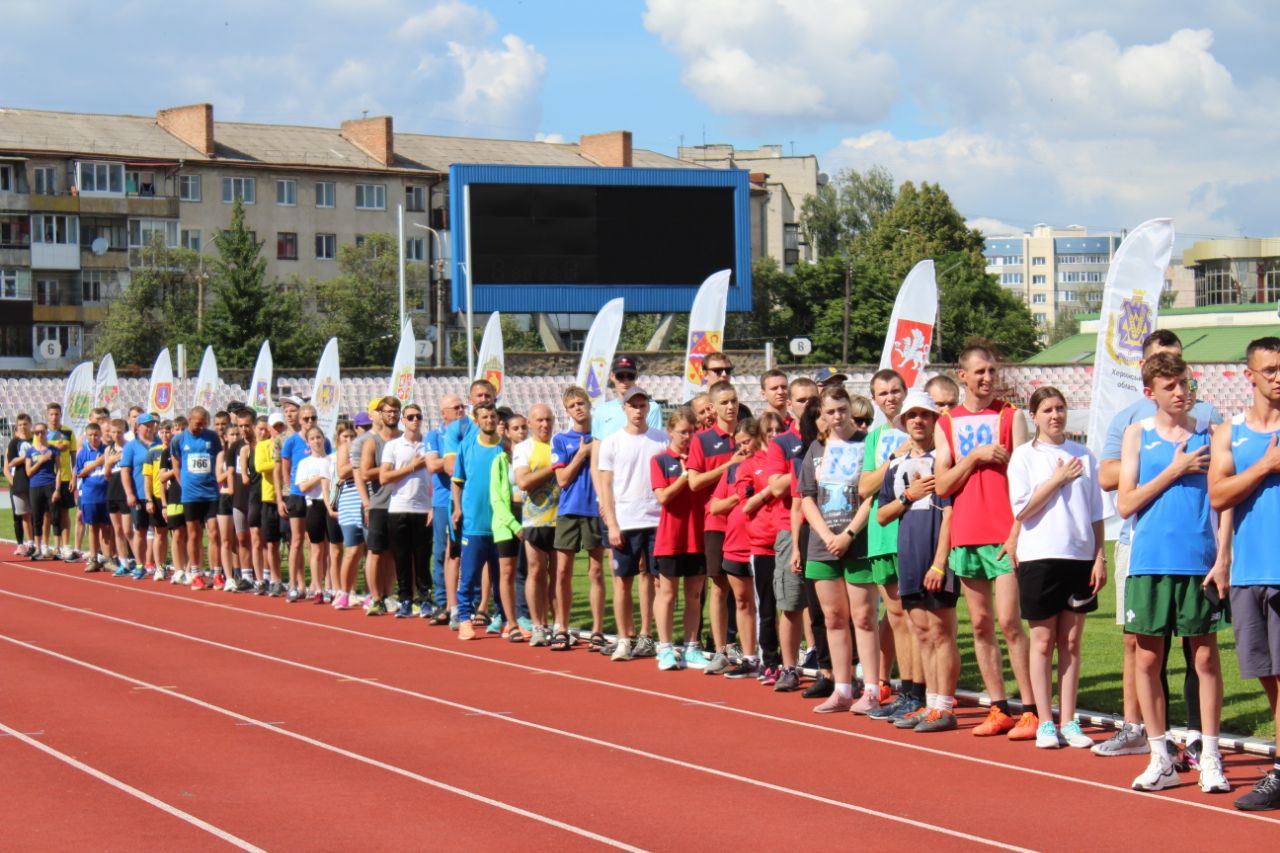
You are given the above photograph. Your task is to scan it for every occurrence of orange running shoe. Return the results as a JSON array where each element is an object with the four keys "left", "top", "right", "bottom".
[
  {"left": 878, "top": 682, "right": 895, "bottom": 705},
  {"left": 972, "top": 705, "right": 1016, "bottom": 736},
  {"left": 1008, "top": 711, "right": 1039, "bottom": 741}
]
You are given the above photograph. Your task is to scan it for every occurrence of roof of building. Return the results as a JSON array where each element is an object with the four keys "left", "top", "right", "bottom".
[
  {"left": 1053, "top": 236, "right": 1117, "bottom": 254},
  {"left": 0, "top": 107, "right": 696, "bottom": 174},
  {"left": 1027, "top": 324, "right": 1277, "bottom": 364}
]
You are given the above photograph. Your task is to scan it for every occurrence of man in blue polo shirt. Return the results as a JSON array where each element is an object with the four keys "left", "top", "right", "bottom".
[
  {"left": 425, "top": 394, "right": 464, "bottom": 622},
  {"left": 172, "top": 406, "right": 223, "bottom": 591}
]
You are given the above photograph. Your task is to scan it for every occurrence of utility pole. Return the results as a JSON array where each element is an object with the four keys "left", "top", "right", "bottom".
[{"left": 841, "top": 259, "right": 852, "bottom": 366}]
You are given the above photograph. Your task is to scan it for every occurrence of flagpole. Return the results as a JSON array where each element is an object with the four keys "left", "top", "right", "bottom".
[{"left": 397, "top": 203, "right": 406, "bottom": 333}]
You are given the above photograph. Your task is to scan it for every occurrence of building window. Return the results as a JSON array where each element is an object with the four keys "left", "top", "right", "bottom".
[
  {"left": 1056, "top": 254, "right": 1109, "bottom": 265},
  {"left": 36, "top": 279, "right": 61, "bottom": 306},
  {"left": 1001, "top": 272, "right": 1023, "bottom": 285},
  {"left": 33, "top": 166, "right": 56, "bottom": 195},
  {"left": 0, "top": 164, "right": 11, "bottom": 192},
  {"left": 1032, "top": 256, "right": 1046, "bottom": 266},
  {"left": 1058, "top": 290, "right": 1077, "bottom": 303},
  {"left": 128, "top": 218, "right": 178, "bottom": 248},
  {"left": 222, "top": 176, "right": 256, "bottom": 204},
  {"left": 33, "top": 214, "right": 78, "bottom": 245},
  {"left": 276, "top": 179, "right": 297, "bottom": 207},
  {"left": 315, "top": 233, "right": 336, "bottom": 260},
  {"left": 0, "top": 217, "right": 29, "bottom": 247},
  {"left": 1, "top": 269, "right": 20, "bottom": 299},
  {"left": 181, "top": 229, "right": 202, "bottom": 252},
  {"left": 355, "top": 183, "right": 386, "bottom": 210},
  {"left": 1032, "top": 293, "right": 1046, "bottom": 304},
  {"left": 35, "top": 323, "right": 82, "bottom": 357},
  {"left": 76, "top": 161, "right": 125, "bottom": 194},
  {"left": 405, "top": 238, "right": 425, "bottom": 261},
  {"left": 80, "top": 217, "right": 127, "bottom": 251},
  {"left": 82, "top": 272, "right": 103, "bottom": 304},
  {"left": 1032, "top": 274, "right": 1046, "bottom": 285},
  {"left": 179, "top": 175, "right": 202, "bottom": 202},
  {"left": 1034, "top": 312, "right": 1047, "bottom": 325},
  {"left": 277, "top": 232, "right": 298, "bottom": 260},
  {"left": 405, "top": 185, "right": 425, "bottom": 212},
  {"left": 315, "top": 181, "right": 335, "bottom": 208}
]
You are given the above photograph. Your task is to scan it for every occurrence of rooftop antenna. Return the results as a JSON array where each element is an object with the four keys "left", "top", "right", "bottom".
[
  {"left": 362, "top": 109, "right": 369, "bottom": 119},
  {"left": 790, "top": 140, "right": 795, "bottom": 156}
]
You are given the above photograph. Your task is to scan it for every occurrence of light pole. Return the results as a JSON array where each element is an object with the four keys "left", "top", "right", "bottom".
[
  {"left": 412, "top": 222, "right": 448, "bottom": 367},
  {"left": 841, "top": 258, "right": 852, "bottom": 366}
]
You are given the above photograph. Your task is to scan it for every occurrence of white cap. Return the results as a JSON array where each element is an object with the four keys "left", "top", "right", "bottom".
[
  {"left": 267, "top": 412, "right": 286, "bottom": 428},
  {"left": 892, "top": 391, "right": 939, "bottom": 431}
]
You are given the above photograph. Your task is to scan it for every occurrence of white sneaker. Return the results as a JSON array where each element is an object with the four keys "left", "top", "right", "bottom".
[
  {"left": 1060, "top": 720, "right": 1094, "bottom": 749},
  {"left": 1132, "top": 753, "right": 1179, "bottom": 791},
  {"left": 222, "top": 578, "right": 236, "bottom": 592},
  {"left": 611, "top": 638, "right": 633, "bottom": 661},
  {"left": 171, "top": 570, "right": 187, "bottom": 585},
  {"left": 1036, "top": 721, "right": 1061, "bottom": 749},
  {"left": 1198, "top": 753, "right": 1230, "bottom": 793},
  {"left": 152, "top": 566, "right": 166, "bottom": 582}
]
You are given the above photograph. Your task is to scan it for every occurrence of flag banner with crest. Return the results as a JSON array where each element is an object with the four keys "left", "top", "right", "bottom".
[
  {"left": 95, "top": 353, "right": 120, "bottom": 415},
  {"left": 680, "top": 269, "right": 732, "bottom": 403},
  {"left": 475, "top": 311, "right": 504, "bottom": 399},
  {"left": 192, "top": 346, "right": 220, "bottom": 411},
  {"left": 576, "top": 297, "right": 625, "bottom": 407},
  {"left": 249, "top": 340, "right": 273, "bottom": 415},
  {"left": 388, "top": 320, "right": 417, "bottom": 405},
  {"left": 148, "top": 347, "right": 175, "bottom": 418},
  {"left": 62, "top": 361, "right": 95, "bottom": 435},
  {"left": 879, "top": 259, "right": 937, "bottom": 393},
  {"left": 312, "top": 338, "right": 341, "bottom": 438}
]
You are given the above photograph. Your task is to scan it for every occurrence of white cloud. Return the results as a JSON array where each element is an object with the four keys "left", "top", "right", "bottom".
[
  {"left": 535, "top": 132, "right": 566, "bottom": 143},
  {"left": 439, "top": 34, "right": 547, "bottom": 134},
  {"left": 397, "top": 0, "right": 495, "bottom": 42},
  {"left": 967, "top": 217, "right": 1025, "bottom": 238}
]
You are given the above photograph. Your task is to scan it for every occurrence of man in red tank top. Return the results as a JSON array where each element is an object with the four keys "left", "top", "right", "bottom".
[{"left": 935, "top": 344, "right": 1036, "bottom": 739}]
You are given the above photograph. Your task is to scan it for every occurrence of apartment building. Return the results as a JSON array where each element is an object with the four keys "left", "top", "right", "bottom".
[
  {"left": 983, "top": 224, "right": 1121, "bottom": 330},
  {"left": 1181, "top": 237, "right": 1280, "bottom": 307},
  {"left": 0, "top": 104, "right": 693, "bottom": 368}
]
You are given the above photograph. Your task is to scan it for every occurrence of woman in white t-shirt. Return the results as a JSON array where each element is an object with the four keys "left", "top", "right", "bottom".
[
  {"left": 1007, "top": 386, "right": 1106, "bottom": 750},
  {"left": 294, "top": 427, "right": 333, "bottom": 602}
]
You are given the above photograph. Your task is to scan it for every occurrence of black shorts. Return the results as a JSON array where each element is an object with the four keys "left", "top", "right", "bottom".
[
  {"left": 248, "top": 499, "right": 263, "bottom": 529},
  {"left": 448, "top": 522, "right": 462, "bottom": 559},
  {"left": 259, "top": 500, "right": 281, "bottom": 544},
  {"left": 305, "top": 500, "right": 329, "bottom": 544},
  {"left": 184, "top": 500, "right": 216, "bottom": 525},
  {"left": 217, "top": 493, "right": 234, "bottom": 517},
  {"left": 657, "top": 554, "right": 706, "bottom": 577},
  {"left": 1018, "top": 558, "right": 1099, "bottom": 621},
  {"left": 286, "top": 494, "right": 307, "bottom": 519},
  {"left": 55, "top": 482, "right": 74, "bottom": 509},
  {"left": 326, "top": 512, "right": 342, "bottom": 546},
  {"left": 497, "top": 537, "right": 521, "bottom": 559},
  {"left": 721, "top": 557, "right": 753, "bottom": 578},
  {"left": 611, "top": 528, "right": 656, "bottom": 577},
  {"left": 366, "top": 507, "right": 390, "bottom": 553},
  {"left": 704, "top": 530, "right": 726, "bottom": 578},
  {"left": 903, "top": 588, "right": 960, "bottom": 611},
  {"left": 524, "top": 526, "right": 555, "bottom": 553},
  {"left": 150, "top": 506, "right": 167, "bottom": 528},
  {"left": 129, "top": 504, "right": 151, "bottom": 530},
  {"left": 166, "top": 510, "right": 186, "bottom": 531},
  {"left": 108, "top": 496, "right": 130, "bottom": 515}
]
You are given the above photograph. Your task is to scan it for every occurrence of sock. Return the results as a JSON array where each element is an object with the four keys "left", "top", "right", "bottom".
[
  {"left": 926, "top": 692, "right": 938, "bottom": 710},
  {"left": 912, "top": 681, "right": 926, "bottom": 702},
  {"left": 939, "top": 695, "right": 956, "bottom": 712},
  {"left": 994, "top": 699, "right": 1011, "bottom": 715},
  {"left": 1186, "top": 728, "right": 1202, "bottom": 745},
  {"left": 835, "top": 682, "right": 854, "bottom": 699},
  {"left": 1148, "top": 735, "right": 1169, "bottom": 761},
  {"left": 746, "top": 655, "right": 759, "bottom": 664},
  {"left": 1202, "top": 735, "right": 1219, "bottom": 757},
  {"left": 862, "top": 683, "right": 879, "bottom": 703},
  {"left": 901, "top": 679, "right": 914, "bottom": 697},
  {"left": 658, "top": 642, "right": 673, "bottom": 652}
]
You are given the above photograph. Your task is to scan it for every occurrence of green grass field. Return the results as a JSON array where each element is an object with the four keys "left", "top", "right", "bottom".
[{"left": 2, "top": 505, "right": 1272, "bottom": 737}]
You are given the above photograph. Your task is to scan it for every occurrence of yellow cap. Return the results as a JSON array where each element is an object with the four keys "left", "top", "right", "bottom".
[{"left": 367, "top": 397, "right": 383, "bottom": 416}]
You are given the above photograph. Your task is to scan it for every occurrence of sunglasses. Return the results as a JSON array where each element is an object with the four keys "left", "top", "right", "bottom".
[
  {"left": 614, "top": 372, "right": 636, "bottom": 381},
  {"left": 404, "top": 414, "right": 423, "bottom": 422},
  {"left": 852, "top": 417, "right": 873, "bottom": 427},
  {"left": 707, "top": 366, "right": 733, "bottom": 375},
  {"left": 302, "top": 416, "right": 316, "bottom": 422}
]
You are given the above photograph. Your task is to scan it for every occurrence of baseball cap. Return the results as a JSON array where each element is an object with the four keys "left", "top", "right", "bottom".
[
  {"left": 892, "top": 391, "right": 940, "bottom": 431},
  {"left": 353, "top": 412, "right": 373, "bottom": 428},
  {"left": 611, "top": 355, "right": 638, "bottom": 374},
  {"left": 367, "top": 397, "right": 384, "bottom": 416},
  {"left": 135, "top": 413, "right": 156, "bottom": 425},
  {"left": 280, "top": 394, "right": 305, "bottom": 407},
  {"left": 267, "top": 412, "right": 286, "bottom": 429},
  {"left": 621, "top": 386, "right": 651, "bottom": 403},
  {"left": 815, "top": 367, "right": 849, "bottom": 386}
]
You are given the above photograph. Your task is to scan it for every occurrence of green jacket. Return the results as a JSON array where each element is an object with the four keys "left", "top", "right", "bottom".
[{"left": 489, "top": 451, "right": 522, "bottom": 543}]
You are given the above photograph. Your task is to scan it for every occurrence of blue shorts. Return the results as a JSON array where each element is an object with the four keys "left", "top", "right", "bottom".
[
  {"left": 611, "top": 527, "right": 657, "bottom": 578},
  {"left": 81, "top": 501, "right": 108, "bottom": 526},
  {"left": 340, "top": 523, "right": 365, "bottom": 548}
]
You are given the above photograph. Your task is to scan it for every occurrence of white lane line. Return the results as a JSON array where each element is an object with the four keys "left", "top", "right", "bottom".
[
  {"left": 6, "top": 560, "right": 1277, "bottom": 827},
  {"left": 0, "top": 633, "right": 643, "bottom": 852},
  {"left": 0, "top": 720, "right": 266, "bottom": 852},
  {"left": 0, "top": 593, "right": 1031, "bottom": 851}
]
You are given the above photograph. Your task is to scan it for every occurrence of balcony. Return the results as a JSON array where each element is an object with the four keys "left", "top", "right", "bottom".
[
  {"left": 29, "top": 193, "right": 80, "bottom": 213},
  {"left": 0, "top": 247, "right": 29, "bottom": 267},
  {"left": 31, "top": 242, "right": 79, "bottom": 270},
  {"left": 80, "top": 248, "right": 129, "bottom": 269},
  {"left": 0, "top": 189, "right": 28, "bottom": 211}
]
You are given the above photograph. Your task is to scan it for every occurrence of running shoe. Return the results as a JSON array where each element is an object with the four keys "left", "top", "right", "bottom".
[
  {"left": 310, "top": 591, "right": 324, "bottom": 604},
  {"left": 914, "top": 710, "right": 958, "bottom": 733},
  {"left": 517, "top": 616, "right": 534, "bottom": 633},
  {"left": 1167, "top": 739, "right": 1191, "bottom": 773},
  {"left": 802, "top": 674, "right": 835, "bottom": 699},
  {"left": 171, "top": 569, "right": 186, "bottom": 585},
  {"left": 1198, "top": 754, "right": 1230, "bottom": 793},
  {"left": 683, "top": 646, "right": 712, "bottom": 670},
  {"left": 703, "top": 652, "right": 731, "bottom": 675},
  {"left": 1008, "top": 711, "right": 1039, "bottom": 741},
  {"left": 724, "top": 660, "right": 760, "bottom": 679},
  {"left": 63, "top": 549, "right": 79, "bottom": 563},
  {"left": 1235, "top": 771, "right": 1280, "bottom": 811},
  {"left": 773, "top": 667, "right": 801, "bottom": 693},
  {"left": 657, "top": 647, "right": 680, "bottom": 671},
  {"left": 332, "top": 592, "right": 350, "bottom": 610},
  {"left": 190, "top": 574, "right": 207, "bottom": 592},
  {"left": 487, "top": 615, "right": 504, "bottom": 634},
  {"left": 799, "top": 646, "right": 817, "bottom": 670},
  {"left": 1060, "top": 720, "right": 1094, "bottom": 749},
  {"left": 878, "top": 682, "right": 895, "bottom": 705},
  {"left": 84, "top": 559, "right": 102, "bottom": 574},
  {"left": 1036, "top": 720, "right": 1061, "bottom": 749},
  {"left": 366, "top": 599, "right": 387, "bottom": 616},
  {"left": 112, "top": 562, "right": 131, "bottom": 577},
  {"left": 632, "top": 634, "right": 657, "bottom": 658},
  {"left": 153, "top": 567, "right": 167, "bottom": 582},
  {"left": 1092, "top": 722, "right": 1149, "bottom": 756},
  {"left": 611, "top": 638, "right": 634, "bottom": 662},
  {"left": 972, "top": 706, "right": 1017, "bottom": 737},
  {"left": 813, "top": 693, "right": 853, "bottom": 714},
  {"left": 29, "top": 551, "right": 43, "bottom": 561},
  {"left": 849, "top": 690, "right": 880, "bottom": 715},
  {"left": 758, "top": 666, "right": 778, "bottom": 687},
  {"left": 223, "top": 578, "right": 238, "bottom": 592},
  {"left": 458, "top": 620, "right": 476, "bottom": 640},
  {"left": 234, "top": 577, "right": 254, "bottom": 593},
  {"left": 323, "top": 590, "right": 334, "bottom": 604},
  {"left": 269, "top": 582, "right": 285, "bottom": 598},
  {"left": 529, "top": 626, "right": 549, "bottom": 647},
  {"left": 394, "top": 599, "right": 413, "bottom": 618},
  {"left": 286, "top": 588, "right": 301, "bottom": 603},
  {"left": 600, "top": 639, "right": 619, "bottom": 657},
  {"left": 130, "top": 566, "right": 147, "bottom": 580},
  {"left": 893, "top": 706, "right": 931, "bottom": 729},
  {"left": 253, "top": 579, "right": 269, "bottom": 596},
  {"left": 215, "top": 571, "right": 227, "bottom": 588},
  {"left": 1185, "top": 738, "right": 1203, "bottom": 770},
  {"left": 725, "top": 643, "right": 745, "bottom": 665},
  {"left": 1132, "top": 753, "right": 1179, "bottom": 791},
  {"left": 869, "top": 694, "right": 909, "bottom": 720}
]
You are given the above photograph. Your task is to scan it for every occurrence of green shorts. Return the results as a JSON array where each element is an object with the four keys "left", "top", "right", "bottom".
[
  {"left": 553, "top": 514, "right": 602, "bottom": 553},
  {"left": 1124, "top": 573, "right": 1227, "bottom": 638},
  {"left": 806, "top": 556, "right": 874, "bottom": 585},
  {"left": 949, "top": 544, "right": 1012, "bottom": 580},
  {"left": 868, "top": 554, "right": 899, "bottom": 586}
]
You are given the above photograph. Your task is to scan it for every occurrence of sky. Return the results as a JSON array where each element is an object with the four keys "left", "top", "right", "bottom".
[{"left": 4, "top": 0, "right": 1278, "bottom": 246}]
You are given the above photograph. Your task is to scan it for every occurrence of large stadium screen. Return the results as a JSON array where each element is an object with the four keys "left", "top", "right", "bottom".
[{"left": 449, "top": 164, "right": 752, "bottom": 313}]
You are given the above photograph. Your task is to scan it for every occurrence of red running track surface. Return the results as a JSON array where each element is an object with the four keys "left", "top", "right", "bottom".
[{"left": 1, "top": 557, "right": 1277, "bottom": 851}]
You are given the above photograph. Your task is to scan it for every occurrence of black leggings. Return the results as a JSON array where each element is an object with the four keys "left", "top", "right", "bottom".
[
  {"left": 753, "top": 555, "right": 780, "bottom": 667},
  {"left": 30, "top": 484, "right": 56, "bottom": 539},
  {"left": 388, "top": 513, "right": 432, "bottom": 602}
]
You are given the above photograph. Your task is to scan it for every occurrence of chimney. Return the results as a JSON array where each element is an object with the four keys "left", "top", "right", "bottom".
[
  {"left": 340, "top": 116, "right": 394, "bottom": 166},
  {"left": 156, "top": 104, "right": 215, "bottom": 156},
  {"left": 579, "top": 131, "right": 632, "bottom": 167}
]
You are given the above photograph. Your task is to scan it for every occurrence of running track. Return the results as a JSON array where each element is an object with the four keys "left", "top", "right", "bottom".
[{"left": 1, "top": 556, "right": 1277, "bottom": 851}]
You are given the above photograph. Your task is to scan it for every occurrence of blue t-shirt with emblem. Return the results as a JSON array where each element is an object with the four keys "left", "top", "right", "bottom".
[
  {"left": 1227, "top": 414, "right": 1280, "bottom": 585},
  {"left": 551, "top": 429, "right": 598, "bottom": 517},
  {"left": 171, "top": 428, "right": 223, "bottom": 503},
  {"left": 75, "top": 444, "right": 109, "bottom": 504}
]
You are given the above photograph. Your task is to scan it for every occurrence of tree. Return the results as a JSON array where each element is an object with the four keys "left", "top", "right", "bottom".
[
  {"left": 92, "top": 239, "right": 202, "bottom": 368},
  {"left": 203, "top": 199, "right": 270, "bottom": 368},
  {"left": 798, "top": 165, "right": 895, "bottom": 257},
  {"left": 316, "top": 233, "right": 404, "bottom": 366}
]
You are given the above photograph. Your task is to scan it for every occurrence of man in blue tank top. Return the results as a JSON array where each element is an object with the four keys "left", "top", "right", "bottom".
[
  {"left": 1118, "top": 352, "right": 1230, "bottom": 795},
  {"left": 1208, "top": 336, "right": 1280, "bottom": 811}
]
